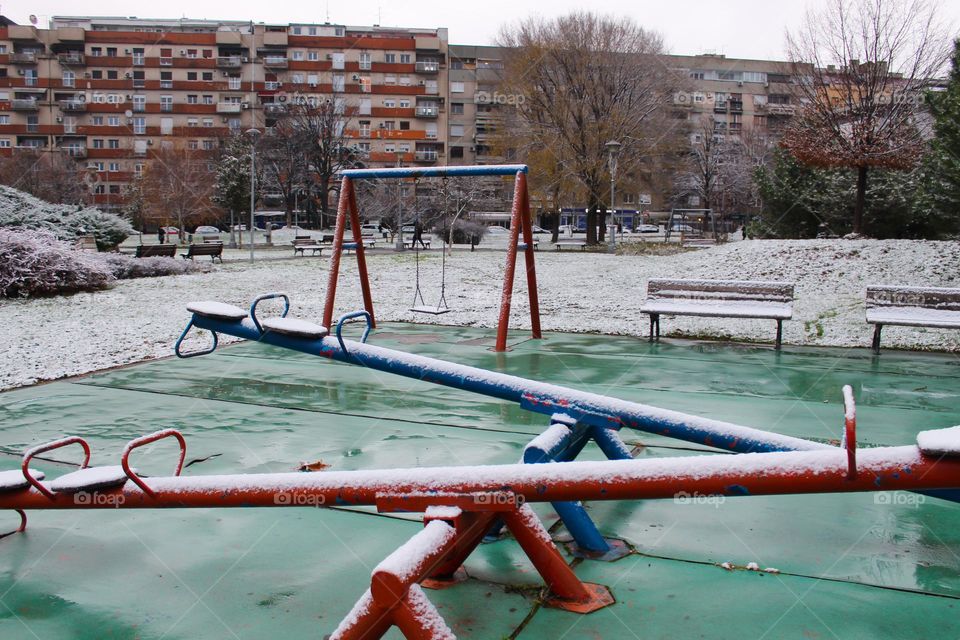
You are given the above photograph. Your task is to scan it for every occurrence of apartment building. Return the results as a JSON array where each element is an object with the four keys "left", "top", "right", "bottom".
[{"left": 0, "top": 16, "right": 449, "bottom": 210}]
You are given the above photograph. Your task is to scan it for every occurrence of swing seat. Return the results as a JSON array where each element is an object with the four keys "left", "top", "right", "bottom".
[{"left": 410, "top": 306, "right": 452, "bottom": 315}]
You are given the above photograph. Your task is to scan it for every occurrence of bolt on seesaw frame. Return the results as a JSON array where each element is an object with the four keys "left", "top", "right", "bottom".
[{"left": 3, "top": 299, "right": 960, "bottom": 639}]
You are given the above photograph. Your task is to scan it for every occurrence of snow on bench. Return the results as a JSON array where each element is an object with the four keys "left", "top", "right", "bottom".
[
  {"left": 641, "top": 279, "right": 795, "bottom": 349},
  {"left": 555, "top": 241, "right": 586, "bottom": 251},
  {"left": 292, "top": 237, "right": 325, "bottom": 256},
  {"left": 866, "top": 285, "right": 960, "bottom": 353}
]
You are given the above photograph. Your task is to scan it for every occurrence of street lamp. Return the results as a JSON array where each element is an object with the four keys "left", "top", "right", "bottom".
[
  {"left": 394, "top": 150, "right": 405, "bottom": 251},
  {"left": 245, "top": 128, "right": 261, "bottom": 263},
  {"left": 605, "top": 140, "right": 622, "bottom": 254}
]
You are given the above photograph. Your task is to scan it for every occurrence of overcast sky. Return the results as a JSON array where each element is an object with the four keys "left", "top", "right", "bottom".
[{"left": 10, "top": 0, "right": 960, "bottom": 60}]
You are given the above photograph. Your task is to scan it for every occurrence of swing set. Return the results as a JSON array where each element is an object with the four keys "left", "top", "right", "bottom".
[{"left": 321, "top": 164, "right": 542, "bottom": 351}]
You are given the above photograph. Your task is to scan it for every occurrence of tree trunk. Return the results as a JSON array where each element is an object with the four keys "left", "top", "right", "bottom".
[
  {"left": 550, "top": 211, "right": 559, "bottom": 244},
  {"left": 853, "top": 165, "right": 867, "bottom": 235},
  {"left": 319, "top": 176, "right": 330, "bottom": 229}
]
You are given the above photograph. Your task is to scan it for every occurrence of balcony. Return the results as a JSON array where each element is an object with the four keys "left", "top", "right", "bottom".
[
  {"left": 60, "top": 146, "right": 87, "bottom": 158},
  {"left": 217, "top": 56, "right": 243, "bottom": 69},
  {"left": 415, "top": 106, "right": 439, "bottom": 118},
  {"left": 58, "top": 52, "right": 85, "bottom": 66},
  {"left": 415, "top": 150, "right": 439, "bottom": 162},
  {"left": 9, "top": 52, "right": 38, "bottom": 64},
  {"left": 59, "top": 100, "right": 87, "bottom": 112},
  {"left": 217, "top": 102, "right": 243, "bottom": 113},
  {"left": 420, "top": 83, "right": 439, "bottom": 95},
  {"left": 766, "top": 104, "right": 796, "bottom": 116},
  {"left": 8, "top": 25, "right": 41, "bottom": 42},
  {"left": 12, "top": 99, "right": 39, "bottom": 111},
  {"left": 415, "top": 61, "right": 439, "bottom": 74},
  {"left": 714, "top": 102, "right": 728, "bottom": 113},
  {"left": 729, "top": 100, "right": 743, "bottom": 113},
  {"left": 263, "top": 56, "right": 288, "bottom": 69},
  {"left": 263, "top": 103, "right": 286, "bottom": 116}
]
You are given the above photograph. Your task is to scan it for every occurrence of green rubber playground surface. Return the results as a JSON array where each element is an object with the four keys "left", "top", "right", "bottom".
[{"left": 2, "top": 324, "right": 960, "bottom": 639}]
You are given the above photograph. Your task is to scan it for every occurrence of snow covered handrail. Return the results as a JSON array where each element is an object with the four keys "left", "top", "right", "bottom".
[
  {"left": 21, "top": 436, "right": 91, "bottom": 500},
  {"left": 842, "top": 385, "right": 857, "bottom": 480},
  {"left": 335, "top": 310, "right": 373, "bottom": 354},
  {"left": 248, "top": 292, "right": 290, "bottom": 334},
  {"left": 121, "top": 429, "right": 187, "bottom": 498}
]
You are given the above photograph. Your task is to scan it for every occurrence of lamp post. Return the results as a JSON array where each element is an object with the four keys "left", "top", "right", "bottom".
[
  {"left": 245, "top": 128, "right": 261, "bottom": 263},
  {"left": 605, "top": 140, "right": 622, "bottom": 254},
  {"left": 394, "top": 150, "right": 405, "bottom": 251}
]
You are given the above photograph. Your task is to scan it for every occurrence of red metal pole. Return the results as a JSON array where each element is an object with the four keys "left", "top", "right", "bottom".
[
  {"left": 349, "top": 179, "right": 377, "bottom": 329},
  {"left": 328, "top": 589, "right": 393, "bottom": 640},
  {"left": 370, "top": 520, "right": 458, "bottom": 608},
  {"left": 322, "top": 177, "right": 352, "bottom": 330},
  {"left": 3, "top": 446, "right": 957, "bottom": 511},
  {"left": 391, "top": 585, "right": 456, "bottom": 640},
  {"left": 495, "top": 173, "right": 525, "bottom": 351},
  {"left": 518, "top": 173, "right": 542, "bottom": 339}
]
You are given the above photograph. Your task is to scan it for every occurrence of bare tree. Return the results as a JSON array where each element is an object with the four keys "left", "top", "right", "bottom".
[
  {"left": 140, "top": 145, "right": 218, "bottom": 240},
  {"left": 784, "top": 0, "right": 950, "bottom": 234},
  {"left": 259, "top": 115, "right": 309, "bottom": 228},
  {"left": 498, "top": 11, "right": 686, "bottom": 245},
  {"left": 419, "top": 177, "right": 501, "bottom": 253},
  {"left": 0, "top": 149, "right": 86, "bottom": 204}
]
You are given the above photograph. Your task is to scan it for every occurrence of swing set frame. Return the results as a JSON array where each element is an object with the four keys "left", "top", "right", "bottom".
[{"left": 321, "top": 164, "right": 542, "bottom": 351}]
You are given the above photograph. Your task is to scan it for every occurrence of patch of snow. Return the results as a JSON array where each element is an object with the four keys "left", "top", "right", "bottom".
[
  {"left": 186, "top": 301, "right": 247, "bottom": 320},
  {"left": 746, "top": 562, "right": 760, "bottom": 571},
  {"left": 3, "top": 239, "right": 960, "bottom": 390},
  {"left": 917, "top": 425, "right": 960, "bottom": 456},
  {"left": 373, "top": 520, "right": 456, "bottom": 582},
  {"left": 720, "top": 561, "right": 733, "bottom": 570}
]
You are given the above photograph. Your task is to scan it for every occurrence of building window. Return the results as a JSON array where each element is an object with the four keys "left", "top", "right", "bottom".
[
  {"left": 399, "top": 99, "right": 410, "bottom": 108},
  {"left": 203, "top": 139, "right": 216, "bottom": 150},
  {"left": 332, "top": 74, "right": 345, "bottom": 92},
  {"left": 133, "top": 117, "right": 146, "bottom": 134},
  {"left": 450, "top": 60, "right": 463, "bottom": 70},
  {"left": 450, "top": 146, "right": 464, "bottom": 158},
  {"left": 108, "top": 139, "right": 120, "bottom": 149},
  {"left": 202, "top": 118, "right": 214, "bottom": 127},
  {"left": 92, "top": 116, "right": 104, "bottom": 125},
  {"left": 383, "top": 99, "right": 396, "bottom": 108},
  {"left": 308, "top": 51, "right": 319, "bottom": 61},
  {"left": 188, "top": 139, "right": 199, "bottom": 150},
  {"left": 202, "top": 95, "right": 214, "bottom": 104},
  {"left": 359, "top": 76, "right": 371, "bottom": 93},
  {"left": 202, "top": 72, "right": 213, "bottom": 81},
  {"left": 451, "top": 81, "right": 465, "bottom": 93},
  {"left": 309, "top": 27, "right": 317, "bottom": 35},
  {"left": 106, "top": 47, "right": 117, "bottom": 56},
  {"left": 132, "top": 48, "right": 145, "bottom": 65},
  {"left": 92, "top": 139, "right": 104, "bottom": 148},
  {"left": 0, "top": 115, "right": 8, "bottom": 124},
  {"left": 160, "top": 71, "right": 173, "bottom": 89},
  {"left": 331, "top": 53, "right": 345, "bottom": 70},
  {"left": 134, "top": 163, "right": 144, "bottom": 175},
  {"left": 91, "top": 70, "right": 103, "bottom": 79},
  {"left": 108, "top": 162, "right": 120, "bottom": 172},
  {"left": 399, "top": 76, "right": 411, "bottom": 86},
  {"left": 359, "top": 52, "right": 371, "bottom": 70},
  {"left": 450, "top": 124, "right": 465, "bottom": 137},
  {"left": 133, "top": 95, "right": 146, "bottom": 112},
  {"left": 187, "top": 95, "right": 198, "bottom": 104},
  {"left": 62, "top": 116, "right": 76, "bottom": 133},
  {"left": 385, "top": 53, "right": 396, "bottom": 63},
  {"left": 229, "top": 77, "right": 241, "bottom": 90},
  {"left": 187, "top": 72, "right": 198, "bottom": 81},
  {"left": 400, "top": 54, "right": 411, "bottom": 64},
  {"left": 187, "top": 117, "right": 198, "bottom": 127},
  {"left": 62, "top": 71, "right": 75, "bottom": 87},
  {"left": 108, "top": 115, "right": 120, "bottom": 126},
  {"left": 451, "top": 102, "right": 464, "bottom": 114},
  {"left": 399, "top": 121, "right": 410, "bottom": 130},
  {"left": 292, "top": 50, "right": 304, "bottom": 61},
  {"left": 359, "top": 120, "right": 371, "bottom": 137},
  {"left": 90, "top": 47, "right": 102, "bottom": 56},
  {"left": 161, "top": 95, "right": 173, "bottom": 112},
  {"left": 133, "top": 71, "right": 145, "bottom": 88},
  {"left": 384, "top": 74, "right": 396, "bottom": 85},
  {"left": 107, "top": 70, "right": 118, "bottom": 80}
]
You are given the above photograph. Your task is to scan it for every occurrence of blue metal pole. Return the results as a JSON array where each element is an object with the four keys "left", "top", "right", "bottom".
[{"left": 186, "top": 315, "right": 828, "bottom": 455}]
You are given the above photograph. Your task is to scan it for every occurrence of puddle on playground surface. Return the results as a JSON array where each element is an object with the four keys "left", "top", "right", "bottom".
[{"left": 1, "top": 324, "right": 959, "bottom": 639}]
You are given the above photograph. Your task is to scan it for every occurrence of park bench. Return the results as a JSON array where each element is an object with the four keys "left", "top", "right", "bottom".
[
  {"left": 76, "top": 235, "right": 98, "bottom": 251},
  {"left": 404, "top": 238, "right": 432, "bottom": 249},
  {"left": 135, "top": 244, "right": 177, "bottom": 258},
  {"left": 181, "top": 242, "right": 224, "bottom": 263},
  {"left": 554, "top": 241, "right": 586, "bottom": 251},
  {"left": 518, "top": 239, "right": 539, "bottom": 251},
  {"left": 342, "top": 234, "right": 377, "bottom": 252},
  {"left": 866, "top": 285, "right": 960, "bottom": 353},
  {"left": 200, "top": 234, "right": 222, "bottom": 244},
  {"left": 641, "top": 279, "right": 795, "bottom": 349},
  {"left": 292, "top": 236, "right": 325, "bottom": 257}
]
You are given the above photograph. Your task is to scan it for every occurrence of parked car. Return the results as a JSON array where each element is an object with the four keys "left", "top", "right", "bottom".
[
  {"left": 669, "top": 223, "right": 696, "bottom": 233},
  {"left": 636, "top": 224, "right": 660, "bottom": 234},
  {"left": 161, "top": 226, "right": 179, "bottom": 236},
  {"left": 194, "top": 225, "right": 220, "bottom": 235},
  {"left": 486, "top": 226, "right": 509, "bottom": 235},
  {"left": 531, "top": 225, "right": 549, "bottom": 234}
]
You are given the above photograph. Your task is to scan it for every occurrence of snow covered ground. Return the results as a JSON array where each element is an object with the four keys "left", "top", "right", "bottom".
[{"left": 3, "top": 238, "right": 960, "bottom": 391}]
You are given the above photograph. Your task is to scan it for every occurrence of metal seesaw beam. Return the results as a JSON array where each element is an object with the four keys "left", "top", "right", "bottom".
[{"left": 189, "top": 314, "right": 829, "bottom": 455}]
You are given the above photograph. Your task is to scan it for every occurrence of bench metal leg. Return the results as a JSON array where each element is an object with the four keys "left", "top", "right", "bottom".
[
  {"left": 648, "top": 314, "right": 660, "bottom": 342},
  {"left": 775, "top": 319, "right": 783, "bottom": 350},
  {"left": 872, "top": 324, "right": 883, "bottom": 354}
]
